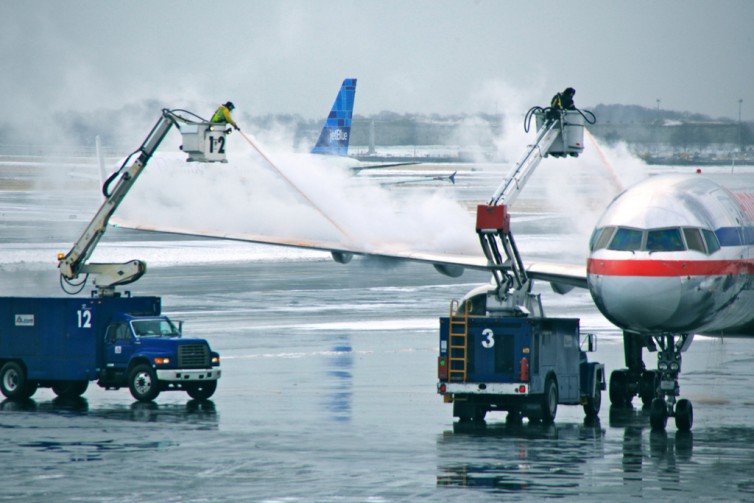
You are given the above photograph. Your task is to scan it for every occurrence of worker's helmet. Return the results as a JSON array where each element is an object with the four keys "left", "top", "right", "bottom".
[
  {"left": 224, "top": 101, "right": 235, "bottom": 110},
  {"left": 564, "top": 87, "right": 575, "bottom": 96}
]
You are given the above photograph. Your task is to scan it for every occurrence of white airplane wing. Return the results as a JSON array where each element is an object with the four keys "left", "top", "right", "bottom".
[
  {"left": 113, "top": 216, "right": 588, "bottom": 291},
  {"left": 108, "top": 147, "right": 589, "bottom": 292}
]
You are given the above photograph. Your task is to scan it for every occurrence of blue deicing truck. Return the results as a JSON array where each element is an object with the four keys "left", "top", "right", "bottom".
[
  {"left": 436, "top": 296, "right": 605, "bottom": 424},
  {"left": 436, "top": 111, "right": 604, "bottom": 424},
  {"left": 0, "top": 296, "right": 221, "bottom": 402}
]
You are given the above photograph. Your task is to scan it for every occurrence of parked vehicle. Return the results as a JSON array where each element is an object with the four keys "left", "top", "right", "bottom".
[{"left": 0, "top": 296, "right": 221, "bottom": 402}]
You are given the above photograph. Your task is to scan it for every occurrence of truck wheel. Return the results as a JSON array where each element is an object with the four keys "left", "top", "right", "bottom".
[
  {"left": 583, "top": 386, "right": 602, "bottom": 417},
  {"left": 453, "top": 400, "right": 486, "bottom": 422},
  {"left": 0, "top": 361, "right": 38, "bottom": 400},
  {"left": 52, "top": 381, "right": 89, "bottom": 398},
  {"left": 129, "top": 364, "right": 160, "bottom": 402},
  {"left": 539, "top": 376, "right": 558, "bottom": 424},
  {"left": 186, "top": 381, "right": 217, "bottom": 400}
]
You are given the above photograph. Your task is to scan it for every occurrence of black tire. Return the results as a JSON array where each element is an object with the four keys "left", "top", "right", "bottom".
[
  {"left": 506, "top": 410, "right": 523, "bottom": 425},
  {"left": 583, "top": 385, "right": 602, "bottom": 418},
  {"left": 650, "top": 397, "right": 668, "bottom": 430},
  {"left": 639, "top": 370, "right": 659, "bottom": 407},
  {"left": 675, "top": 398, "right": 694, "bottom": 432},
  {"left": 186, "top": 380, "right": 217, "bottom": 400},
  {"left": 453, "top": 400, "right": 486, "bottom": 422},
  {"left": 52, "top": 380, "right": 89, "bottom": 398},
  {"left": 609, "top": 369, "right": 630, "bottom": 407},
  {"left": 128, "top": 364, "right": 160, "bottom": 402},
  {"left": 0, "top": 361, "right": 37, "bottom": 400},
  {"left": 540, "top": 376, "right": 558, "bottom": 424}
]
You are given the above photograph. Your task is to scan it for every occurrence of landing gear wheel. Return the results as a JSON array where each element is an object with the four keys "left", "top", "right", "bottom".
[
  {"left": 639, "top": 370, "right": 659, "bottom": 407},
  {"left": 186, "top": 380, "right": 217, "bottom": 400},
  {"left": 675, "top": 398, "right": 693, "bottom": 431},
  {"left": 650, "top": 397, "right": 668, "bottom": 430},
  {"left": 609, "top": 369, "right": 630, "bottom": 406},
  {"left": 539, "top": 376, "right": 558, "bottom": 424},
  {"left": 129, "top": 364, "right": 160, "bottom": 402},
  {"left": 583, "top": 385, "right": 602, "bottom": 418},
  {"left": 0, "top": 361, "right": 37, "bottom": 400}
]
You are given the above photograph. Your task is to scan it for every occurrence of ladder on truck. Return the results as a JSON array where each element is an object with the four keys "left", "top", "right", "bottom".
[
  {"left": 476, "top": 110, "right": 586, "bottom": 315},
  {"left": 448, "top": 299, "right": 469, "bottom": 382}
]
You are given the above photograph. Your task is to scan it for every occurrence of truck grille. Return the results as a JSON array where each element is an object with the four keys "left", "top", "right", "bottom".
[{"left": 178, "top": 344, "right": 210, "bottom": 368}]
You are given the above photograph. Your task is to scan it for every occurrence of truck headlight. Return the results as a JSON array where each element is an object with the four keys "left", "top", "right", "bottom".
[
  {"left": 154, "top": 357, "right": 171, "bottom": 365},
  {"left": 211, "top": 356, "right": 220, "bottom": 365}
]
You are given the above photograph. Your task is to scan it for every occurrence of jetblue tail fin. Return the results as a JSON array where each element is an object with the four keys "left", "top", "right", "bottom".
[{"left": 311, "top": 78, "right": 357, "bottom": 156}]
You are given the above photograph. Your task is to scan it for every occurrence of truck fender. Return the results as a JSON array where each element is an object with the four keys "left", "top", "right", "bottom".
[
  {"left": 581, "top": 362, "right": 606, "bottom": 396},
  {"left": 595, "top": 364, "right": 606, "bottom": 390},
  {"left": 127, "top": 357, "right": 154, "bottom": 375}
]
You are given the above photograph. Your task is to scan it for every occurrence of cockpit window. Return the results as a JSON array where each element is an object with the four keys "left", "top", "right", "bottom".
[
  {"left": 592, "top": 225, "right": 720, "bottom": 255},
  {"left": 590, "top": 226, "right": 616, "bottom": 251},
  {"left": 683, "top": 228, "right": 706, "bottom": 253},
  {"left": 608, "top": 227, "right": 643, "bottom": 251},
  {"left": 131, "top": 319, "right": 181, "bottom": 338},
  {"left": 646, "top": 228, "right": 684, "bottom": 252},
  {"left": 702, "top": 229, "right": 720, "bottom": 254}
]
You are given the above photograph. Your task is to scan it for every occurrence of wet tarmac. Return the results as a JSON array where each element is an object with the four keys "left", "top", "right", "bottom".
[{"left": 2, "top": 158, "right": 754, "bottom": 501}]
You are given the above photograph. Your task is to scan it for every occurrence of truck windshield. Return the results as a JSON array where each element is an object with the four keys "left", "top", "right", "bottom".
[{"left": 131, "top": 319, "right": 181, "bottom": 338}]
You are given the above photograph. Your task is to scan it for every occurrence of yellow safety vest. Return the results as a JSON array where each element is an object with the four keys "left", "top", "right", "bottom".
[{"left": 211, "top": 106, "right": 237, "bottom": 127}]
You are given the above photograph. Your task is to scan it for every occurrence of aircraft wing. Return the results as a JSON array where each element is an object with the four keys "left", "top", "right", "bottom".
[
  {"left": 112, "top": 217, "right": 588, "bottom": 291},
  {"left": 350, "top": 162, "right": 420, "bottom": 172},
  {"left": 106, "top": 149, "right": 589, "bottom": 294}
]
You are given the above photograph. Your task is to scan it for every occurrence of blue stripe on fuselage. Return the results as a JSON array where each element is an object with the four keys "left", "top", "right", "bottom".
[{"left": 716, "top": 227, "right": 754, "bottom": 246}]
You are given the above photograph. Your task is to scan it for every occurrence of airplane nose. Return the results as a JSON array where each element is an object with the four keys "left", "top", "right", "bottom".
[{"left": 588, "top": 274, "right": 683, "bottom": 331}]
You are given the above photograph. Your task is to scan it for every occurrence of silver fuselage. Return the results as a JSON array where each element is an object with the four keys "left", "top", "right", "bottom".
[{"left": 587, "top": 174, "right": 754, "bottom": 336}]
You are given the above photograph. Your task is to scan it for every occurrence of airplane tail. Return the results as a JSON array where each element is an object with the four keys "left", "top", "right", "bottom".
[{"left": 311, "top": 78, "right": 357, "bottom": 156}]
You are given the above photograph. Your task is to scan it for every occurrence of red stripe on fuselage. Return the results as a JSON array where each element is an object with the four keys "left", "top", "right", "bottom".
[{"left": 587, "top": 258, "right": 754, "bottom": 277}]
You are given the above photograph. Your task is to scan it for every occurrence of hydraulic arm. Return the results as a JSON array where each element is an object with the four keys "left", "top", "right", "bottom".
[
  {"left": 476, "top": 108, "right": 591, "bottom": 315},
  {"left": 58, "top": 108, "right": 230, "bottom": 297}
]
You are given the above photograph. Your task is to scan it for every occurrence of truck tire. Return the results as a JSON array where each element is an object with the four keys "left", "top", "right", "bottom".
[
  {"left": 453, "top": 400, "right": 486, "bottom": 422},
  {"left": 129, "top": 364, "right": 161, "bottom": 402},
  {"left": 583, "top": 385, "right": 602, "bottom": 418},
  {"left": 186, "top": 381, "right": 217, "bottom": 400},
  {"left": 52, "top": 381, "right": 89, "bottom": 398},
  {"left": 539, "top": 376, "right": 558, "bottom": 424},
  {"left": 0, "top": 361, "right": 38, "bottom": 400}
]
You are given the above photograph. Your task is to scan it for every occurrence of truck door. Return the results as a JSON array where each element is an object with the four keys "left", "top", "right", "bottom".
[{"left": 104, "top": 322, "right": 135, "bottom": 370}]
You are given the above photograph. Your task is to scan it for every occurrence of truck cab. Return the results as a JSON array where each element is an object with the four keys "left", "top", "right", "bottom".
[{"left": 100, "top": 311, "right": 221, "bottom": 401}]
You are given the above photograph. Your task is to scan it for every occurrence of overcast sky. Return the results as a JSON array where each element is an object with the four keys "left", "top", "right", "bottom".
[{"left": 2, "top": 0, "right": 753, "bottom": 127}]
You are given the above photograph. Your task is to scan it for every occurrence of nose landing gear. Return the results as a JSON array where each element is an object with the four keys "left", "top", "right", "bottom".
[
  {"left": 648, "top": 333, "right": 693, "bottom": 431},
  {"left": 609, "top": 331, "right": 694, "bottom": 431}
]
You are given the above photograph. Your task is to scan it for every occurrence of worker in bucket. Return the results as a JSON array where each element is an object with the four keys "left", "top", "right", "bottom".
[
  {"left": 211, "top": 101, "right": 240, "bottom": 131},
  {"left": 548, "top": 87, "right": 576, "bottom": 121}
]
